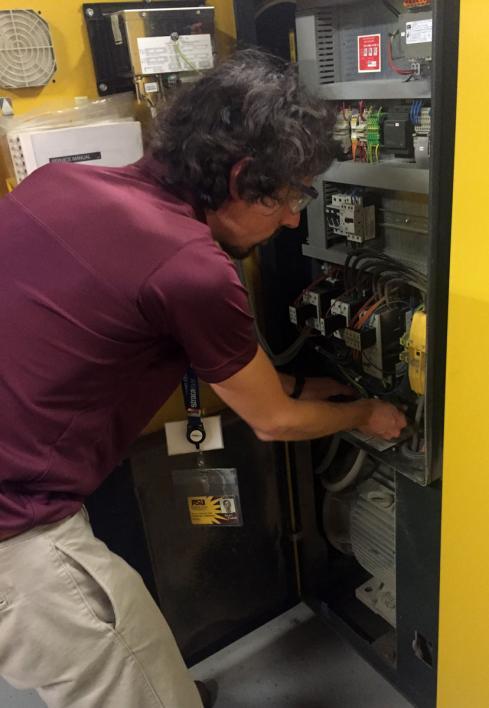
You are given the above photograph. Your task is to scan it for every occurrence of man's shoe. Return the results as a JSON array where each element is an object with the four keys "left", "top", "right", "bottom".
[{"left": 195, "top": 679, "right": 218, "bottom": 708}]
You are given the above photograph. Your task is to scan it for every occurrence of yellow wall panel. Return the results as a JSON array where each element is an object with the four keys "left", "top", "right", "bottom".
[
  {"left": 0, "top": 0, "right": 233, "bottom": 429},
  {"left": 0, "top": 1, "right": 99, "bottom": 110},
  {"left": 438, "top": 1, "right": 489, "bottom": 705},
  {"left": 0, "top": 1, "right": 236, "bottom": 113}
]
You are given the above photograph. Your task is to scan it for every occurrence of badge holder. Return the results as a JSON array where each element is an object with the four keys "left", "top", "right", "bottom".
[{"left": 171, "top": 368, "right": 243, "bottom": 527}]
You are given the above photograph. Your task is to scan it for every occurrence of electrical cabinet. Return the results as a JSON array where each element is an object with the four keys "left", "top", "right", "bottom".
[{"left": 232, "top": 1, "right": 458, "bottom": 707}]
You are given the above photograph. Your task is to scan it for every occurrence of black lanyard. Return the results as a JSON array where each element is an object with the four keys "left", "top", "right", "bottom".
[{"left": 181, "top": 367, "right": 206, "bottom": 449}]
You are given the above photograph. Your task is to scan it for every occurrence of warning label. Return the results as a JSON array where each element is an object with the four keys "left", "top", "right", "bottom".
[
  {"left": 187, "top": 495, "right": 240, "bottom": 526},
  {"left": 406, "top": 19, "right": 433, "bottom": 45},
  {"left": 357, "top": 34, "right": 382, "bottom": 73}
]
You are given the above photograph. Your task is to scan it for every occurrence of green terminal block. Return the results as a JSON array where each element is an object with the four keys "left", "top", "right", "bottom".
[{"left": 366, "top": 108, "right": 384, "bottom": 163}]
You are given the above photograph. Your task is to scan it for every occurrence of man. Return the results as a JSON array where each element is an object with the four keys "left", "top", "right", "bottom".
[{"left": 0, "top": 49, "right": 406, "bottom": 707}]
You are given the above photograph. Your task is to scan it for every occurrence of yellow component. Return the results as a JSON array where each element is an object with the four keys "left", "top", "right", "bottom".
[
  {"left": 351, "top": 138, "right": 358, "bottom": 161},
  {"left": 404, "top": 310, "right": 426, "bottom": 395},
  {"left": 437, "top": 2, "right": 489, "bottom": 706},
  {"left": 289, "top": 30, "right": 297, "bottom": 63},
  {"left": 141, "top": 385, "right": 224, "bottom": 436}
]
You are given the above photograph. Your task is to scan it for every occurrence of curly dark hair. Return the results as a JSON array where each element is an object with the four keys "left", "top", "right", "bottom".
[{"left": 150, "top": 48, "right": 336, "bottom": 210}]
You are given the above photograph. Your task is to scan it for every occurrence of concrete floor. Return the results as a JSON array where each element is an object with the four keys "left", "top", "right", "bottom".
[
  {"left": 192, "top": 604, "right": 413, "bottom": 708},
  {"left": 0, "top": 604, "right": 412, "bottom": 708}
]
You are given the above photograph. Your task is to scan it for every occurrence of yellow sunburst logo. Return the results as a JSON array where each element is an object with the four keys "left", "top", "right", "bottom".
[{"left": 187, "top": 496, "right": 228, "bottom": 525}]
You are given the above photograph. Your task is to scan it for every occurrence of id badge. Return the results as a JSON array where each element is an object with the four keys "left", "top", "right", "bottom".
[{"left": 172, "top": 466, "right": 243, "bottom": 527}]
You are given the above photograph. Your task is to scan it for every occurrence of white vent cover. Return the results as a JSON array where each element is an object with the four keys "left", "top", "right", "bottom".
[{"left": 0, "top": 10, "right": 56, "bottom": 88}]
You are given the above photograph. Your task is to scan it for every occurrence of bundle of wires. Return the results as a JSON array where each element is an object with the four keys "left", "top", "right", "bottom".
[
  {"left": 387, "top": 30, "right": 415, "bottom": 77},
  {"left": 344, "top": 248, "right": 427, "bottom": 302},
  {"left": 410, "top": 100, "right": 423, "bottom": 126},
  {"left": 236, "top": 260, "right": 314, "bottom": 367}
]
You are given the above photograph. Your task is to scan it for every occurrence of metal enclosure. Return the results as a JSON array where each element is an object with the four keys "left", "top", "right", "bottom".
[
  {"left": 292, "top": 1, "right": 457, "bottom": 705},
  {"left": 83, "top": 1, "right": 208, "bottom": 95},
  {"left": 231, "top": 2, "right": 459, "bottom": 706},
  {"left": 116, "top": 7, "right": 215, "bottom": 77},
  {"left": 296, "top": 0, "right": 448, "bottom": 489}
]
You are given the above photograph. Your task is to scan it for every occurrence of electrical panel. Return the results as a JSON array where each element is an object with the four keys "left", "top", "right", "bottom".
[
  {"left": 294, "top": 0, "right": 433, "bottom": 482},
  {"left": 83, "top": 2, "right": 215, "bottom": 107},
  {"left": 281, "top": 2, "right": 450, "bottom": 704},
  {"left": 114, "top": 6, "right": 215, "bottom": 109}
]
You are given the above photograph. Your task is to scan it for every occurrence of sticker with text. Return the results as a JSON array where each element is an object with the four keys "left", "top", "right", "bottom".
[
  {"left": 358, "top": 34, "right": 382, "bottom": 73},
  {"left": 187, "top": 495, "right": 240, "bottom": 526}
]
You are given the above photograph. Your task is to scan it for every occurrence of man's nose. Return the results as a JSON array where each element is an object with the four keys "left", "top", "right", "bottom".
[{"left": 281, "top": 207, "right": 301, "bottom": 229}]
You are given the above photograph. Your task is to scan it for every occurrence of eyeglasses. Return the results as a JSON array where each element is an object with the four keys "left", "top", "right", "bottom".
[
  {"left": 288, "top": 183, "right": 319, "bottom": 214},
  {"left": 258, "top": 183, "right": 319, "bottom": 216}
]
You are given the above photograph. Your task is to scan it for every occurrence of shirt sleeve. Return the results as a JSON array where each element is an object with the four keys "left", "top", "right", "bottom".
[{"left": 138, "top": 240, "right": 258, "bottom": 383}]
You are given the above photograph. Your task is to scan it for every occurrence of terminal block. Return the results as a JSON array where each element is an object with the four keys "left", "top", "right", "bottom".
[{"left": 343, "top": 327, "right": 377, "bottom": 352}]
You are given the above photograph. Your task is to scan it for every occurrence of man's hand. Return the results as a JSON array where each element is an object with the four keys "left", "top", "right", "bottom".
[{"left": 357, "top": 399, "right": 407, "bottom": 440}]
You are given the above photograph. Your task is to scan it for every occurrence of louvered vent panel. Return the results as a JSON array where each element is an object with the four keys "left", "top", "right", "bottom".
[{"left": 316, "top": 9, "right": 335, "bottom": 84}]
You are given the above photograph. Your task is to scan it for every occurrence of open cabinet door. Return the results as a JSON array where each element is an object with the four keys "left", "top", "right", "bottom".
[{"left": 437, "top": 2, "right": 489, "bottom": 706}]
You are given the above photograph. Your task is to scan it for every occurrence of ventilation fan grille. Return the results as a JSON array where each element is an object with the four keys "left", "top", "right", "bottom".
[{"left": 0, "top": 10, "right": 56, "bottom": 88}]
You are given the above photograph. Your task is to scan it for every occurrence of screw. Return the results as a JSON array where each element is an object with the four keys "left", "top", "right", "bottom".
[
  {"left": 85, "top": 7, "right": 94, "bottom": 17},
  {"left": 98, "top": 83, "right": 108, "bottom": 92}
]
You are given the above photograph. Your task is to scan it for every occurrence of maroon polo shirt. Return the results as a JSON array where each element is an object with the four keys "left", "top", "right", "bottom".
[{"left": 0, "top": 157, "right": 257, "bottom": 535}]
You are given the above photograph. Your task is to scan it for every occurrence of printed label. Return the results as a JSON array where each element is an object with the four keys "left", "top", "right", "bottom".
[
  {"left": 49, "top": 152, "right": 102, "bottom": 163},
  {"left": 406, "top": 19, "right": 433, "bottom": 45},
  {"left": 144, "top": 82, "right": 159, "bottom": 93},
  {"left": 137, "top": 34, "right": 213, "bottom": 75},
  {"left": 187, "top": 495, "right": 240, "bottom": 526},
  {"left": 358, "top": 34, "right": 382, "bottom": 73}
]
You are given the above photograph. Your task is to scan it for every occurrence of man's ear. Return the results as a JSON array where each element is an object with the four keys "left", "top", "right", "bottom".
[{"left": 229, "top": 157, "right": 252, "bottom": 201}]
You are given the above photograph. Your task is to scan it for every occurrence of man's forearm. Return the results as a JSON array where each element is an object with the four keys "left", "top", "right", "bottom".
[
  {"left": 211, "top": 347, "right": 405, "bottom": 442},
  {"left": 254, "top": 397, "right": 371, "bottom": 442}
]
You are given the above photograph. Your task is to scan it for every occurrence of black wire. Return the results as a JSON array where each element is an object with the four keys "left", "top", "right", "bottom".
[
  {"left": 345, "top": 249, "right": 427, "bottom": 293},
  {"left": 382, "top": 0, "right": 401, "bottom": 17}
]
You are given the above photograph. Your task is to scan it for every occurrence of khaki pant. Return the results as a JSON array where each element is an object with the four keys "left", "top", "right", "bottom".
[{"left": 0, "top": 508, "right": 203, "bottom": 708}]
